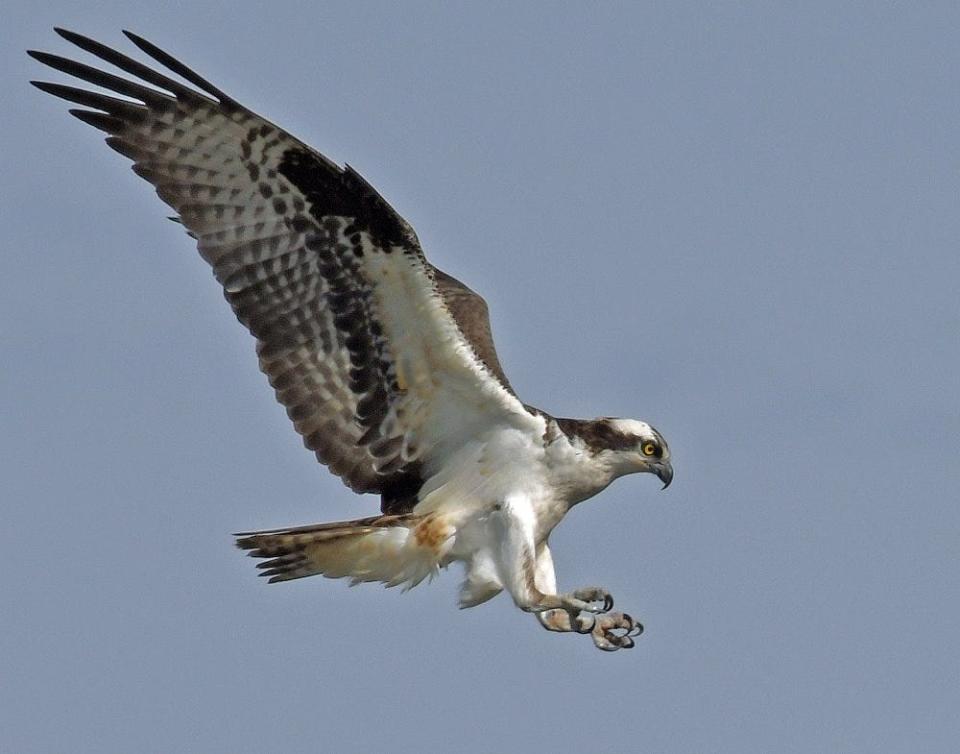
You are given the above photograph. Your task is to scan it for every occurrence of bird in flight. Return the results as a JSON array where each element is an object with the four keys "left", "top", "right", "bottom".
[{"left": 30, "top": 29, "right": 673, "bottom": 652}]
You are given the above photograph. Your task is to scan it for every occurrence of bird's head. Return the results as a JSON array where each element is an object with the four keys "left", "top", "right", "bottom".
[{"left": 587, "top": 418, "right": 673, "bottom": 489}]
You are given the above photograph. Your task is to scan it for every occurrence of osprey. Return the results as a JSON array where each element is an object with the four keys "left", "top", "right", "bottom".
[{"left": 31, "top": 29, "right": 673, "bottom": 652}]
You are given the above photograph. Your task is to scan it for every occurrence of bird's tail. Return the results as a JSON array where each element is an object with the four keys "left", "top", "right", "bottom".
[{"left": 235, "top": 513, "right": 453, "bottom": 589}]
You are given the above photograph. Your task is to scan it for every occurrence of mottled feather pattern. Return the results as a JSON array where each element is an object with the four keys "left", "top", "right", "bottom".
[{"left": 30, "top": 29, "right": 537, "bottom": 513}]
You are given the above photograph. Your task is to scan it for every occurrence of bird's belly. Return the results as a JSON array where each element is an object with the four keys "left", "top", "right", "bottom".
[
  {"left": 446, "top": 510, "right": 497, "bottom": 561},
  {"left": 444, "top": 495, "right": 567, "bottom": 565}
]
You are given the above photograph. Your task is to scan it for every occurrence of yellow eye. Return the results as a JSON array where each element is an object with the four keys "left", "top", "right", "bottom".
[{"left": 642, "top": 442, "right": 657, "bottom": 456}]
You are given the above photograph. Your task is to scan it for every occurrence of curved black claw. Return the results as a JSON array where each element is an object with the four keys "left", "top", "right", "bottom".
[
  {"left": 569, "top": 587, "right": 614, "bottom": 614},
  {"left": 623, "top": 612, "right": 644, "bottom": 638},
  {"left": 591, "top": 612, "right": 644, "bottom": 652}
]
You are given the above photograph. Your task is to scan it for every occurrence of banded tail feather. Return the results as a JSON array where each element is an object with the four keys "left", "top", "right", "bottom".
[{"left": 235, "top": 514, "right": 452, "bottom": 589}]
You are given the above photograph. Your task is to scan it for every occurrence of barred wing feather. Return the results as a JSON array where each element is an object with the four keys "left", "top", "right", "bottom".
[{"left": 30, "top": 29, "right": 540, "bottom": 507}]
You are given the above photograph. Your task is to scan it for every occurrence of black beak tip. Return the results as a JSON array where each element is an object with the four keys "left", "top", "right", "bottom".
[{"left": 658, "top": 463, "right": 674, "bottom": 490}]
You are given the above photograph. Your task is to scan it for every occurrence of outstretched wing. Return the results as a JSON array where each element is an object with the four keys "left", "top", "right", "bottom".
[{"left": 30, "top": 29, "right": 542, "bottom": 507}]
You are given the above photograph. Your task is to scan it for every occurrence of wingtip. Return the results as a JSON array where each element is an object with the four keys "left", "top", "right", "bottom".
[
  {"left": 122, "top": 29, "right": 154, "bottom": 55},
  {"left": 68, "top": 107, "right": 121, "bottom": 132},
  {"left": 53, "top": 27, "right": 83, "bottom": 44},
  {"left": 28, "top": 80, "right": 59, "bottom": 96}
]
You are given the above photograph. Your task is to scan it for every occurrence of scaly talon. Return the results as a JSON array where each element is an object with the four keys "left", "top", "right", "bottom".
[
  {"left": 566, "top": 586, "right": 614, "bottom": 614},
  {"left": 533, "top": 587, "right": 642, "bottom": 652},
  {"left": 537, "top": 608, "right": 595, "bottom": 634},
  {"left": 622, "top": 613, "right": 644, "bottom": 637},
  {"left": 590, "top": 611, "right": 644, "bottom": 652}
]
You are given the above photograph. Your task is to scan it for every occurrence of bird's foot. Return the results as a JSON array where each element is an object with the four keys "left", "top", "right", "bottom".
[
  {"left": 537, "top": 608, "right": 595, "bottom": 634},
  {"left": 557, "top": 586, "right": 614, "bottom": 614},
  {"left": 590, "top": 611, "right": 643, "bottom": 652},
  {"left": 536, "top": 605, "right": 644, "bottom": 651}
]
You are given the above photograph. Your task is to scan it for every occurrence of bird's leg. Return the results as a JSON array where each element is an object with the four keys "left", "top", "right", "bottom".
[
  {"left": 492, "top": 498, "right": 615, "bottom": 614},
  {"left": 491, "top": 497, "right": 640, "bottom": 650},
  {"left": 532, "top": 543, "right": 643, "bottom": 651},
  {"left": 532, "top": 545, "right": 594, "bottom": 634}
]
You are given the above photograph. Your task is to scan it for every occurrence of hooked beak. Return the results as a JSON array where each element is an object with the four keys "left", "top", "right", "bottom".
[{"left": 655, "top": 460, "right": 674, "bottom": 490}]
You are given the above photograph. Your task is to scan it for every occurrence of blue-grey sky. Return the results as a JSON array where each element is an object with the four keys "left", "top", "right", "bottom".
[{"left": 4, "top": 2, "right": 958, "bottom": 752}]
